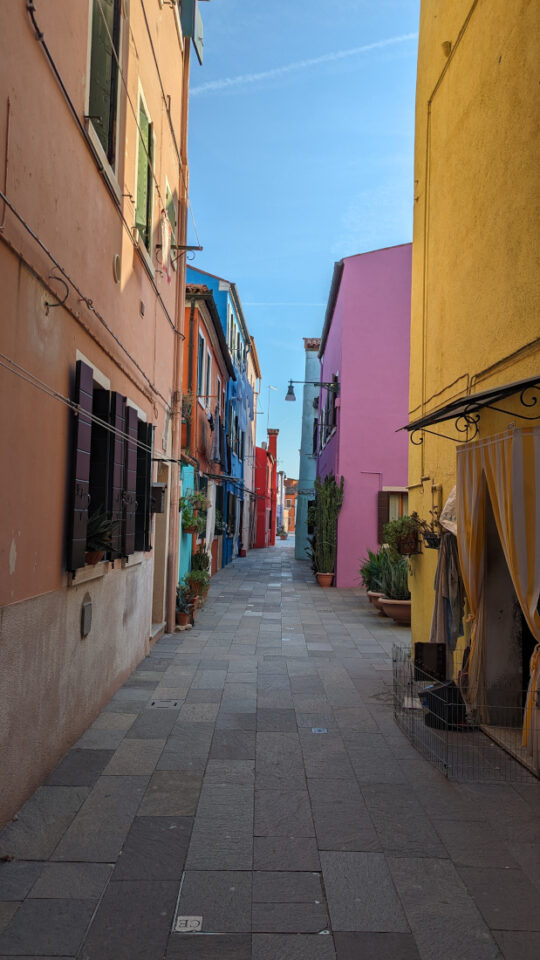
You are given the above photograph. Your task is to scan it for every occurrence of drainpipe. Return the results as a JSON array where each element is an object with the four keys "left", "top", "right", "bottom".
[
  {"left": 186, "top": 296, "right": 195, "bottom": 451},
  {"left": 165, "top": 40, "right": 190, "bottom": 635}
]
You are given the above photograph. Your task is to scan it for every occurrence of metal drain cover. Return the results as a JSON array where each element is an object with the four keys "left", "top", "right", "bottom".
[
  {"left": 150, "top": 699, "right": 180, "bottom": 709},
  {"left": 312, "top": 727, "right": 328, "bottom": 734}
]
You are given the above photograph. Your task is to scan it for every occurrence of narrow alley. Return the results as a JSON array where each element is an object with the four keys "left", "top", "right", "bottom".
[{"left": 0, "top": 541, "right": 539, "bottom": 960}]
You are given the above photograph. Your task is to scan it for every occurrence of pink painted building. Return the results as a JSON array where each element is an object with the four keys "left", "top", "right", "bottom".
[{"left": 317, "top": 244, "right": 412, "bottom": 587}]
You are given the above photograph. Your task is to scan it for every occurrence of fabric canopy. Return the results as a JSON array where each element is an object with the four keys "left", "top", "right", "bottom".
[{"left": 456, "top": 426, "right": 540, "bottom": 754}]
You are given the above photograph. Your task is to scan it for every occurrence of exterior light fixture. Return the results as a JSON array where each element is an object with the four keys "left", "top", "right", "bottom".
[{"left": 284, "top": 380, "right": 339, "bottom": 402}]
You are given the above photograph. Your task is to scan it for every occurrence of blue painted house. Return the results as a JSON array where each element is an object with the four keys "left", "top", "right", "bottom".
[{"left": 186, "top": 266, "right": 254, "bottom": 565}]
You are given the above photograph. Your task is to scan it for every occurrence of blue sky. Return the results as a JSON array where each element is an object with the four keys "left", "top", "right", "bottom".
[{"left": 186, "top": 0, "right": 420, "bottom": 478}]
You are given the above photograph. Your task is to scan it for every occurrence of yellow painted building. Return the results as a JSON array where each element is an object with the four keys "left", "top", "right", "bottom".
[{"left": 407, "top": 0, "right": 539, "bottom": 769}]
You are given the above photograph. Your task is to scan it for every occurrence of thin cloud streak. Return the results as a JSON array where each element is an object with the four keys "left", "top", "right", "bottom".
[{"left": 191, "top": 32, "right": 418, "bottom": 96}]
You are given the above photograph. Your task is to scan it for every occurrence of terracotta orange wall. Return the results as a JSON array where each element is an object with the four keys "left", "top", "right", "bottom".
[{"left": 0, "top": 0, "right": 187, "bottom": 604}]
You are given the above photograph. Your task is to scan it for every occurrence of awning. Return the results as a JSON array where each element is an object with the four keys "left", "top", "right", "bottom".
[{"left": 401, "top": 375, "right": 540, "bottom": 443}]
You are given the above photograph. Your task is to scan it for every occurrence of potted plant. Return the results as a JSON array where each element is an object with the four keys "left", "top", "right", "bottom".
[
  {"left": 377, "top": 554, "right": 411, "bottom": 625},
  {"left": 186, "top": 567, "right": 210, "bottom": 598},
  {"left": 176, "top": 583, "right": 195, "bottom": 627},
  {"left": 359, "top": 548, "right": 387, "bottom": 607},
  {"left": 189, "top": 490, "right": 210, "bottom": 512},
  {"left": 85, "top": 509, "right": 116, "bottom": 565},
  {"left": 383, "top": 515, "right": 421, "bottom": 556},
  {"left": 310, "top": 473, "right": 344, "bottom": 586},
  {"left": 277, "top": 525, "right": 288, "bottom": 540},
  {"left": 416, "top": 510, "right": 442, "bottom": 549}
]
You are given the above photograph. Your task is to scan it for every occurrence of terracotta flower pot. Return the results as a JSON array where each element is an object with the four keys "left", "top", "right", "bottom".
[
  {"left": 175, "top": 610, "right": 191, "bottom": 627},
  {"left": 85, "top": 550, "right": 105, "bottom": 565},
  {"left": 379, "top": 598, "right": 411, "bottom": 625},
  {"left": 366, "top": 590, "right": 388, "bottom": 615},
  {"left": 315, "top": 572, "right": 334, "bottom": 587}
]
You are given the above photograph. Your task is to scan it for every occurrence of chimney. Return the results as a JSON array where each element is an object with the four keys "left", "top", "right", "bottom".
[{"left": 267, "top": 428, "right": 279, "bottom": 460}]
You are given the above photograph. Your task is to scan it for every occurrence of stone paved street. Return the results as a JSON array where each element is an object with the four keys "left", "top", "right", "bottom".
[{"left": 1, "top": 541, "right": 539, "bottom": 959}]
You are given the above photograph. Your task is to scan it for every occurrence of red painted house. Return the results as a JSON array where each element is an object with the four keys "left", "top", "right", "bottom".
[{"left": 255, "top": 428, "right": 279, "bottom": 548}]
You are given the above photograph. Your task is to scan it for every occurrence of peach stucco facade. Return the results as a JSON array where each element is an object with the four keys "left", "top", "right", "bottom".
[{"left": 0, "top": 1, "right": 191, "bottom": 824}]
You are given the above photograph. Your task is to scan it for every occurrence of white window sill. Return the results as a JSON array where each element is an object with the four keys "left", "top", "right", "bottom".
[
  {"left": 68, "top": 560, "right": 110, "bottom": 586},
  {"left": 84, "top": 120, "right": 122, "bottom": 204},
  {"left": 121, "top": 551, "right": 145, "bottom": 568}
]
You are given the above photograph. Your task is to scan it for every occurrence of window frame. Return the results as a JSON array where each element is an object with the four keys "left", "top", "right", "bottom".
[
  {"left": 134, "top": 85, "right": 155, "bottom": 254},
  {"left": 197, "top": 330, "right": 206, "bottom": 407}
]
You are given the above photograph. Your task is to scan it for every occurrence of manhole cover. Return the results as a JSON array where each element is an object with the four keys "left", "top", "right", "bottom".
[{"left": 150, "top": 699, "right": 180, "bottom": 709}]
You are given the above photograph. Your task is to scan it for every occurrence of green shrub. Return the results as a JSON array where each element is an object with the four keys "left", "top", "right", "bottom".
[
  {"left": 376, "top": 551, "right": 410, "bottom": 600},
  {"left": 359, "top": 548, "right": 385, "bottom": 591},
  {"left": 310, "top": 474, "right": 344, "bottom": 574}
]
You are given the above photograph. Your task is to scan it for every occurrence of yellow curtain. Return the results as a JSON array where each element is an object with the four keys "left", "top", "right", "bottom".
[{"left": 457, "top": 427, "right": 540, "bottom": 752}]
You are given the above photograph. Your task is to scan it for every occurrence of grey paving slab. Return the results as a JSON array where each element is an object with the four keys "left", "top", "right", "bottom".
[
  {"left": 185, "top": 820, "right": 253, "bottom": 870},
  {"left": 256, "top": 709, "right": 297, "bottom": 732},
  {"left": 321, "top": 852, "right": 408, "bottom": 932},
  {"left": 433, "top": 819, "right": 520, "bottom": 868},
  {"left": 178, "top": 703, "right": 221, "bottom": 723},
  {"left": 203, "top": 761, "right": 255, "bottom": 786},
  {"left": 186, "top": 689, "right": 223, "bottom": 704},
  {"left": 457, "top": 865, "right": 540, "bottom": 931},
  {"left": 125, "top": 709, "right": 180, "bottom": 739},
  {"left": 28, "top": 862, "right": 112, "bottom": 900},
  {"left": 253, "top": 837, "right": 320, "bottom": 871},
  {"left": 255, "top": 790, "right": 314, "bottom": 837},
  {"left": 252, "top": 901, "right": 328, "bottom": 932},
  {"left": 45, "top": 749, "right": 115, "bottom": 787},
  {"left": 0, "top": 787, "right": 90, "bottom": 860},
  {"left": 51, "top": 777, "right": 148, "bottom": 862},
  {"left": 0, "top": 898, "right": 95, "bottom": 956},
  {"left": 0, "top": 902, "right": 20, "bottom": 932},
  {"left": 255, "top": 934, "right": 338, "bottom": 960},
  {"left": 0, "top": 861, "right": 43, "bottom": 900},
  {"left": 388, "top": 856, "right": 501, "bottom": 960},
  {"left": 103, "top": 738, "right": 166, "bottom": 775},
  {"left": 333, "top": 932, "right": 421, "bottom": 959},
  {"left": 492, "top": 931, "right": 540, "bottom": 960},
  {"left": 252, "top": 872, "right": 322, "bottom": 902},
  {"left": 112, "top": 816, "right": 192, "bottom": 880},
  {"left": 165, "top": 933, "right": 252, "bottom": 959},
  {"left": 138, "top": 772, "right": 202, "bottom": 816},
  {"left": 210, "top": 731, "right": 256, "bottom": 760},
  {"left": 312, "top": 799, "right": 380, "bottom": 852},
  {"left": 176, "top": 871, "right": 252, "bottom": 933},
  {"left": 80, "top": 880, "right": 178, "bottom": 959}
]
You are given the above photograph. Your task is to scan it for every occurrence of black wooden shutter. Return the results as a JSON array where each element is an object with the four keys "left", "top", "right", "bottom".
[
  {"left": 68, "top": 360, "right": 93, "bottom": 570},
  {"left": 123, "top": 406, "right": 138, "bottom": 556},
  {"left": 135, "top": 421, "right": 153, "bottom": 551},
  {"left": 377, "top": 490, "right": 391, "bottom": 545},
  {"left": 109, "top": 391, "right": 126, "bottom": 556}
]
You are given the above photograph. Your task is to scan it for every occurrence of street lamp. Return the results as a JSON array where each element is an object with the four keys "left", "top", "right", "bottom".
[{"left": 284, "top": 380, "right": 339, "bottom": 402}]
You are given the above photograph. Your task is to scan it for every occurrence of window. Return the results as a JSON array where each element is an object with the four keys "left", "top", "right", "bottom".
[
  {"left": 135, "top": 95, "right": 153, "bottom": 250},
  {"left": 67, "top": 360, "right": 153, "bottom": 570},
  {"left": 205, "top": 350, "right": 212, "bottom": 406},
  {"left": 197, "top": 332, "right": 205, "bottom": 399},
  {"left": 377, "top": 489, "right": 408, "bottom": 544},
  {"left": 88, "top": 0, "right": 121, "bottom": 165},
  {"left": 312, "top": 417, "right": 318, "bottom": 455}
]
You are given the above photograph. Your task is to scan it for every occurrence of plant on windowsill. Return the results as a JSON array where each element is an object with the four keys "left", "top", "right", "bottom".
[
  {"left": 85, "top": 509, "right": 117, "bottom": 565},
  {"left": 383, "top": 514, "right": 422, "bottom": 556}
]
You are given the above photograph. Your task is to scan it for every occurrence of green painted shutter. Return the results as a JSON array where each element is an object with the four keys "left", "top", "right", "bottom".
[{"left": 68, "top": 360, "right": 94, "bottom": 570}]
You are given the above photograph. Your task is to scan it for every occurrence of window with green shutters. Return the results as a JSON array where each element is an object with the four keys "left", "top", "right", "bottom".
[
  {"left": 88, "top": 0, "right": 121, "bottom": 165},
  {"left": 135, "top": 98, "right": 153, "bottom": 250}
]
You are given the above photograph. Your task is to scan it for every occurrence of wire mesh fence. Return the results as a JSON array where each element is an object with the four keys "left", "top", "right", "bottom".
[{"left": 392, "top": 643, "right": 538, "bottom": 782}]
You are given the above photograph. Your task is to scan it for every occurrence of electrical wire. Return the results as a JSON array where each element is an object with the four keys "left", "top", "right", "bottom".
[
  {"left": 24, "top": 1, "right": 185, "bottom": 336},
  {"left": 0, "top": 187, "right": 175, "bottom": 404}
]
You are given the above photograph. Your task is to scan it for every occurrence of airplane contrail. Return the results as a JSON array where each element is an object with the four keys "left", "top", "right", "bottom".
[{"left": 191, "top": 32, "right": 418, "bottom": 96}]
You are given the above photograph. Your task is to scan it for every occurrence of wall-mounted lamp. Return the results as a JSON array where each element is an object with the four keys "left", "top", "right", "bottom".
[{"left": 284, "top": 380, "right": 339, "bottom": 402}]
